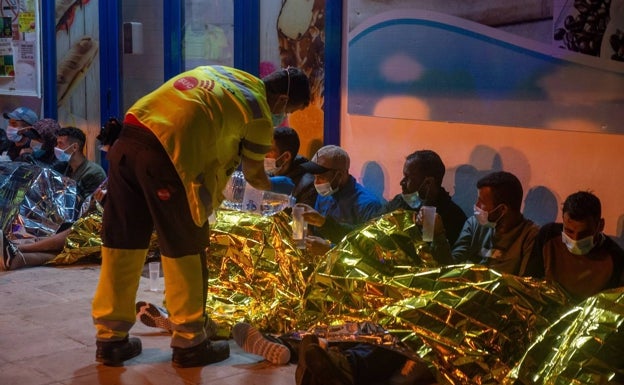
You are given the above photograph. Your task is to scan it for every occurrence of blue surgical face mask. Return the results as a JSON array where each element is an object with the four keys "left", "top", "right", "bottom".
[
  {"left": 401, "top": 191, "right": 422, "bottom": 209},
  {"left": 30, "top": 141, "right": 43, "bottom": 152},
  {"left": 6, "top": 126, "right": 22, "bottom": 142},
  {"left": 401, "top": 180, "right": 428, "bottom": 209},
  {"left": 30, "top": 141, "right": 45, "bottom": 158},
  {"left": 272, "top": 113, "right": 286, "bottom": 127},
  {"left": 54, "top": 145, "right": 73, "bottom": 162}
]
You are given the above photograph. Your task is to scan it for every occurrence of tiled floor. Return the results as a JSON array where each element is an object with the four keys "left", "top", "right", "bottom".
[{"left": 0, "top": 265, "right": 296, "bottom": 385}]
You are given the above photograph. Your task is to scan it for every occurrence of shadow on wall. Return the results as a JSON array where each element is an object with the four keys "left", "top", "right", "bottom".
[
  {"left": 360, "top": 161, "right": 387, "bottom": 204},
  {"left": 523, "top": 186, "right": 559, "bottom": 226},
  {"left": 451, "top": 145, "right": 502, "bottom": 217},
  {"left": 615, "top": 215, "right": 624, "bottom": 249},
  {"left": 449, "top": 145, "right": 559, "bottom": 227}
]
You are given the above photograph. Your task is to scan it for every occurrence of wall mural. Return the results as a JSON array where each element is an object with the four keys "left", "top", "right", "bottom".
[
  {"left": 347, "top": 4, "right": 624, "bottom": 134},
  {"left": 259, "top": 0, "right": 326, "bottom": 159},
  {"left": 55, "top": 0, "right": 100, "bottom": 159}
]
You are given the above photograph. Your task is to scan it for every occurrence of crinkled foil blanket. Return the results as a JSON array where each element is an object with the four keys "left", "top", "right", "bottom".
[
  {"left": 0, "top": 162, "right": 78, "bottom": 236},
  {"left": 8, "top": 173, "right": 621, "bottom": 385},
  {"left": 207, "top": 209, "right": 624, "bottom": 384}
]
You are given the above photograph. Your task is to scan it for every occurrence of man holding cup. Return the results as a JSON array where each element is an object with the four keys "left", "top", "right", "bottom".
[{"left": 384, "top": 150, "right": 467, "bottom": 247}]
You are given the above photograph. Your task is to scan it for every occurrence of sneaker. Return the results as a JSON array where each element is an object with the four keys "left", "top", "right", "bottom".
[
  {"left": 232, "top": 322, "right": 290, "bottom": 365},
  {"left": 0, "top": 231, "right": 20, "bottom": 271},
  {"left": 295, "top": 334, "right": 319, "bottom": 385},
  {"left": 135, "top": 301, "right": 218, "bottom": 339},
  {"left": 303, "top": 344, "right": 354, "bottom": 385},
  {"left": 95, "top": 337, "right": 142, "bottom": 367},
  {"left": 172, "top": 339, "right": 230, "bottom": 368},
  {"left": 135, "top": 301, "right": 172, "bottom": 332}
]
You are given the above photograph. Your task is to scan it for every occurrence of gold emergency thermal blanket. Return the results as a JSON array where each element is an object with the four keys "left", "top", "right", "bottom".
[
  {"left": 297, "top": 210, "right": 572, "bottom": 384},
  {"left": 506, "top": 288, "right": 624, "bottom": 384},
  {"left": 48, "top": 200, "right": 105, "bottom": 265},
  {"left": 205, "top": 209, "right": 310, "bottom": 336}
]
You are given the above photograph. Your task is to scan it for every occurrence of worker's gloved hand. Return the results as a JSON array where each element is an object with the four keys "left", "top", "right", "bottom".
[{"left": 269, "top": 176, "right": 295, "bottom": 195}]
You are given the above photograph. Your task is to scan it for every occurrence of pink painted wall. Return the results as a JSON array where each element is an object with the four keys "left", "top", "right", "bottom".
[{"left": 343, "top": 115, "right": 624, "bottom": 237}]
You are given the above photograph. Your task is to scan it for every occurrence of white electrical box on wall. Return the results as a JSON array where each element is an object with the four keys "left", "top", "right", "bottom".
[{"left": 123, "top": 22, "right": 143, "bottom": 54}]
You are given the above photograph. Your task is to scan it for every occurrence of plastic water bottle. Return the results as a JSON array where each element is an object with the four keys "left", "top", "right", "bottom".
[
  {"left": 260, "top": 190, "right": 293, "bottom": 216},
  {"left": 222, "top": 170, "right": 245, "bottom": 210},
  {"left": 221, "top": 170, "right": 293, "bottom": 216}
]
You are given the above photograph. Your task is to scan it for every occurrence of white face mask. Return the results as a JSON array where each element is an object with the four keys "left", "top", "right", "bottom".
[
  {"left": 264, "top": 157, "right": 277, "bottom": 173},
  {"left": 314, "top": 181, "right": 337, "bottom": 197},
  {"left": 54, "top": 145, "right": 73, "bottom": 162},
  {"left": 473, "top": 205, "right": 504, "bottom": 228},
  {"left": 315, "top": 171, "right": 339, "bottom": 197},
  {"left": 561, "top": 232, "right": 596, "bottom": 255},
  {"left": 264, "top": 153, "right": 285, "bottom": 175},
  {"left": 6, "top": 126, "right": 22, "bottom": 142}
]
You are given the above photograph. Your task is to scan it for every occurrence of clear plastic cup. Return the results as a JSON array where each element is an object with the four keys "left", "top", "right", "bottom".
[
  {"left": 421, "top": 206, "right": 436, "bottom": 242},
  {"left": 148, "top": 262, "right": 160, "bottom": 292},
  {"left": 292, "top": 205, "right": 307, "bottom": 249}
]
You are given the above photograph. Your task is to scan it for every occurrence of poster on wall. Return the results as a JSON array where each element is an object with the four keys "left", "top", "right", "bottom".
[
  {"left": 347, "top": 0, "right": 624, "bottom": 134},
  {"left": 0, "top": 0, "right": 39, "bottom": 96},
  {"left": 183, "top": 0, "right": 233, "bottom": 70}
]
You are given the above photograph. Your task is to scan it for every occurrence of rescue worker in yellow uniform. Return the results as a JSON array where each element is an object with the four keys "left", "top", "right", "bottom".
[{"left": 92, "top": 66, "right": 310, "bottom": 367}]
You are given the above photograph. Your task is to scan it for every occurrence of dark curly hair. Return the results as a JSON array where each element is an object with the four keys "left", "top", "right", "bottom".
[{"left": 563, "top": 191, "right": 601, "bottom": 222}]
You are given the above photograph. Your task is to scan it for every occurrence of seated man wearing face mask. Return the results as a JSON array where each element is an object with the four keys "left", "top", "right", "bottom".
[
  {"left": 14, "top": 119, "right": 61, "bottom": 166},
  {"left": 452, "top": 171, "right": 539, "bottom": 276},
  {"left": 264, "top": 126, "right": 317, "bottom": 206},
  {"left": 384, "top": 150, "right": 467, "bottom": 248},
  {"left": 53, "top": 126, "right": 107, "bottom": 201},
  {"left": 524, "top": 191, "right": 624, "bottom": 301},
  {"left": 2, "top": 106, "right": 39, "bottom": 160},
  {"left": 0, "top": 119, "right": 122, "bottom": 271},
  {"left": 296, "top": 145, "right": 384, "bottom": 255}
]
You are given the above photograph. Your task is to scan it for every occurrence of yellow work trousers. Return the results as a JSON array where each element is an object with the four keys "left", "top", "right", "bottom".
[{"left": 92, "top": 247, "right": 208, "bottom": 348}]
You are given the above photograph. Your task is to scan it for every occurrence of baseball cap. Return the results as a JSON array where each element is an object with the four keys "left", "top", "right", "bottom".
[
  {"left": 302, "top": 145, "right": 350, "bottom": 174},
  {"left": 3, "top": 107, "right": 38, "bottom": 126}
]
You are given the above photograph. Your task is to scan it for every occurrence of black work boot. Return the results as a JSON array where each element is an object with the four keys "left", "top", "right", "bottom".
[
  {"left": 172, "top": 339, "right": 230, "bottom": 368},
  {"left": 96, "top": 337, "right": 142, "bottom": 367},
  {"left": 295, "top": 334, "right": 319, "bottom": 385}
]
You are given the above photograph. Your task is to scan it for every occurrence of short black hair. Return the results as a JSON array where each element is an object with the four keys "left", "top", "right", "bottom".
[
  {"left": 273, "top": 126, "right": 300, "bottom": 158},
  {"left": 97, "top": 117, "right": 122, "bottom": 146},
  {"left": 563, "top": 191, "right": 601, "bottom": 222},
  {"left": 477, "top": 171, "right": 524, "bottom": 211},
  {"left": 263, "top": 67, "right": 311, "bottom": 109},
  {"left": 57, "top": 126, "right": 86, "bottom": 151},
  {"left": 405, "top": 150, "right": 445, "bottom": 185}
]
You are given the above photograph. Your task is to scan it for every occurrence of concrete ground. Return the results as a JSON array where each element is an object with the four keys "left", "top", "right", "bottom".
[{"left": 0, "top": 264, "right": 296, "bottom": 385}]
